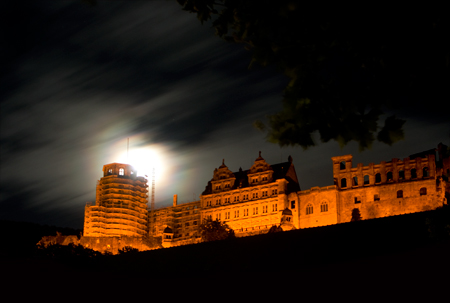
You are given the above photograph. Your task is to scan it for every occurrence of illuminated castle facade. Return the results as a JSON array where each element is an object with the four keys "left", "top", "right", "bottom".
[
  {"left": 83, "top": 163, "right": 148, "bottom": 237},
  {"left": 82, "top": 144, "right": 450, "bottom": 252}
]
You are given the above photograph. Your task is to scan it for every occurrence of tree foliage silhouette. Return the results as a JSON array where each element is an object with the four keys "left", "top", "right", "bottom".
[
  {"left": 118, "top": 246, "right": 140, "bottom": 254},
  {"left": 351, "top": 208, "right": 362, "bottom": 222},
  {"left": 199, "top": 218, "right": 235, "bottom": 242},
  {"left": 176, "top": 1, "right": 449, "bottom": 150}
]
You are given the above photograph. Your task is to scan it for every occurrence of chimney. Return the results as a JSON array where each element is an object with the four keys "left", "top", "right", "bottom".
[{"left": 173, "top": 194, "right": 177, "bottom": 206}]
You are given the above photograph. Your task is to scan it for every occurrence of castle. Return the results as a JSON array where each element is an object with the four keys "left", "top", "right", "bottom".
[{"left": 81, "top": 143, "right": 450, "bottom": 253}]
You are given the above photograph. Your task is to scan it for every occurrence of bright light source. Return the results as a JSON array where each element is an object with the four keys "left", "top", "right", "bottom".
[{"left": 116, "top": 145, "right": 164, "bottom": 181}]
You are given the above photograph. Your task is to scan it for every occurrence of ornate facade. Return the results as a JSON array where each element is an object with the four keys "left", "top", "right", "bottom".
[{"left": 82, "top": 144, "right": 449, "bottom": 252}]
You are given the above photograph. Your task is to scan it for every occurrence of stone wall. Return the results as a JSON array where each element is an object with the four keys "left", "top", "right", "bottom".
[
  {"left": 298, "top": 186, "right": 338, "bottom": 228},
  {"left": 337, "top": 178, "right": 442, "bottom": 222},
  {"left": 80, "top": 236, "right": 161, "bottom": 254}
]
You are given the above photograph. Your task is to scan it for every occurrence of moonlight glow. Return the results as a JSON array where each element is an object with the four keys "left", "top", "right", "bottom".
[{"left": 116, "top": 145, "right": 165, "bottom": 181}]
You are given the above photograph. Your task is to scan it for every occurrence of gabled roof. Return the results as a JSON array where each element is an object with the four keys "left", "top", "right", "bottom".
[{"left": 202, "top": 159, "right": 300, "bottom": 195}]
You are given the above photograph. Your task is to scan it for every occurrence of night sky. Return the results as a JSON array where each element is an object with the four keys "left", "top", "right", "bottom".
[{"left": 1, "top": 1, "right": 449, "bottom": 229}]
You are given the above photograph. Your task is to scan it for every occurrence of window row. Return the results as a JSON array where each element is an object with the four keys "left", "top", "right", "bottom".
[
  {"left": 354, "top": 188, "right": 427, "bottom": 204},
  {"left": 341, "top": 167, "right": 430, "bottom": 188},
  {"left": 205, "top": 189, "right": 278, "bottom": 206},
  {"left": 305, "top": 202, "right": 329, "bottom": 215},
  {"left": 251, "top": 176, "right": 269, "bottom": 183},
  {"left": 206, "top": 203, "right": 279, "bottom": 220}
]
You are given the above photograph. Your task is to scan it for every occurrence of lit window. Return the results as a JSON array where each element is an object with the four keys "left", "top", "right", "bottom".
[
  {"left": 119, "top": 168, "right": 124, "bottom": 176},
  {"left": 306, "top": 204, "right": 313, "bottom": 215}
]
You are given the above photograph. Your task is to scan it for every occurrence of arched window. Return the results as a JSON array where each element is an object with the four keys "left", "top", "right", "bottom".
[
  {"left": 119, "top": 168, "right": 124, "bottom": 176},
  {"left": 375, "top": 173, "right": 381, "bottom": 183},
  {"left": 364, "top": 175, "right": 370, "bottom": 185},
  {"left": 108, "top": 169, "right": 113, "bottom": 175},
  {"left": 387, "top": 171, "right": 393, "bottom": 181},
  {"left": 306, "top": 204, "right": 313, "bottom": 215},
  {"left": 399, "top": 170, "right": 405, "bottom": 180},
  {"left": 423, "top": 167, "right": 429, "bottom": 178},
  {"left": 397, "top": 190, "right": 403, "bottom": 198},
  {"left": 353, "top": 176, "right": 358, "bottom": 186},
  {"left": 320, "top": 201, "right": 328, "bottom": 212},
  {"left": 340, "top": 161, "right": 346, "bottom": 170},
  {"left": 420, "top": 187, "right": 427, "bottom": 196},
  {"left": 411, "top": 169, "right": 417, "bottom": 179},
  {"left": 341, "top": 178, "right": 347, "bottom": 188}
]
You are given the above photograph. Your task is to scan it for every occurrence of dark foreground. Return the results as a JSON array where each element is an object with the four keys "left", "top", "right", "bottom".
[{"left": 2, "top": 208, "right": 450, "bottom": 298}]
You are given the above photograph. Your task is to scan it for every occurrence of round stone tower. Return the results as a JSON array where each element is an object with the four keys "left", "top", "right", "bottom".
[{"left": 84, "top": 163, "right": 148, "bottom": 237}]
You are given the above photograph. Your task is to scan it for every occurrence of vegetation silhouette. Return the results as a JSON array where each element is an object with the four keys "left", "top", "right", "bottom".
[
  {"left": 0, "top": 220, "right": 81, "bottom": 258},
  {"left": 175, "top": 1, "right": 449, "bottom": 150},
  {"left": 351, "top": 208, "right": 362, "bottom": 222},
  {"left": 199, "top": 217, "right": 236, "bottom": 242},
  {"left": 118, "top": 246, "right": 140, "bottom": 254},
  {"left": 4, "top": 216, "right": 449, "bottom": 297},
  {"left": 425, "top": 205, "right": 450, "bottom": 240}
]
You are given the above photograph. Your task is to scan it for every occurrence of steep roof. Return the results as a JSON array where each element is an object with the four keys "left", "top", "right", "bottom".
[{"left": 202, "top": 159, "right": 300, "bottom": 195}]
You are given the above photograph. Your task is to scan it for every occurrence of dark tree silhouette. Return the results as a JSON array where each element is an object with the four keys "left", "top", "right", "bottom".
[
  {"left": 199, "top": 218, "right": 235, "bottom": 242},
  {"left": 351, "top": 208, "right": 362, "bottom": 222},
  {"left": 118, "top": 246, "right": 140, "bottom": 254},
  {"left": 176, "top": 1, "right": 450, "bottom": 150}
]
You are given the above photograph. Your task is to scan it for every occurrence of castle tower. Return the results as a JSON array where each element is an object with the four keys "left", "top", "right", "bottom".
[{"left": 83, "top": 163, "right": 149, "bottom": 237}]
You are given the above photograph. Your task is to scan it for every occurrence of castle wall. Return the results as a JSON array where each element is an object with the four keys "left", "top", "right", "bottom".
[
  {"left": 298, "top": 186, "right": 338, "bottom": 228},
  {"left": 337, "top": 178, "right": 442, "bottom": 222},
  {"left": 80, "top": 236, "right": 157, "bottom": 254},
  {"left": 150, "top": 200, "right": 201, "bottom": 247},
  {"left": 80, "top": 146, "right": 449, "bottom": 252}
]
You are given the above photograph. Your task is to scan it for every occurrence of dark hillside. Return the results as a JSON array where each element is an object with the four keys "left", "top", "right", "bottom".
[
  {"left": 0, "top": 220, "right": 82, "bottom": 257},
  {"left": 2, "top": 208, "right": 450, "bottom": 297}
]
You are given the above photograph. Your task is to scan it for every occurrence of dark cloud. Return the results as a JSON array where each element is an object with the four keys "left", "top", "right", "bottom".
[{"left": 1, "top": 1, "right": 448, "bottom": 228}]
